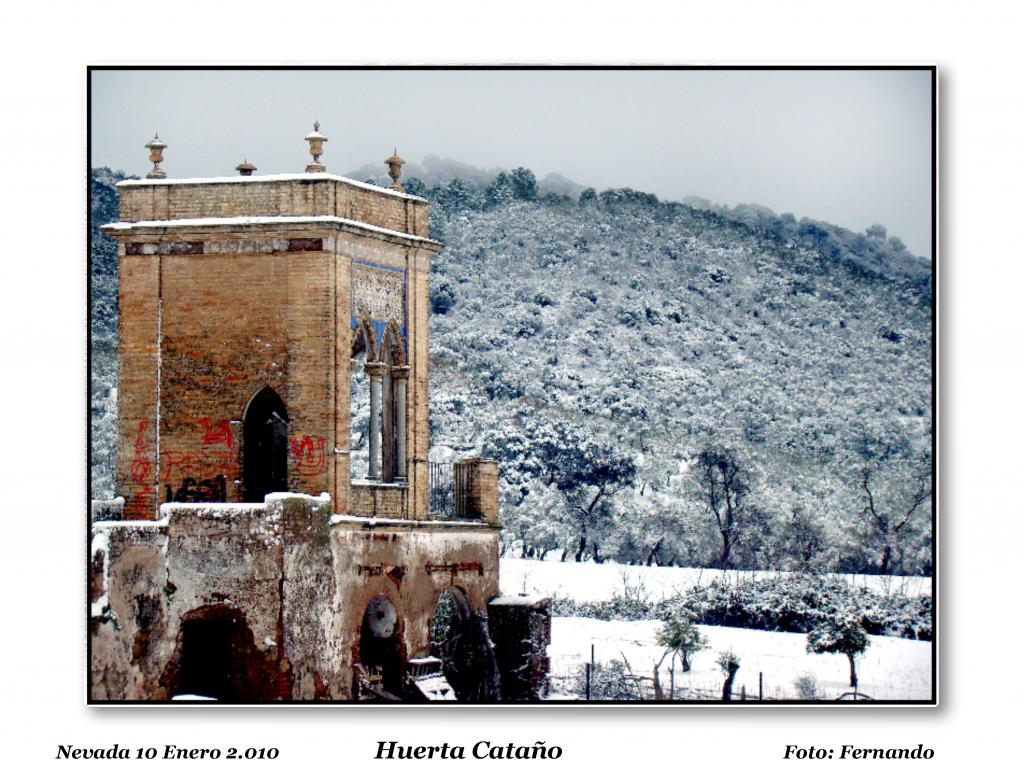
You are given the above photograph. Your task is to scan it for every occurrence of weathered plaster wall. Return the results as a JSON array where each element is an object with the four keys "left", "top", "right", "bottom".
[{"left": 328, "top": 517, "right": 501, "bottom": 699}]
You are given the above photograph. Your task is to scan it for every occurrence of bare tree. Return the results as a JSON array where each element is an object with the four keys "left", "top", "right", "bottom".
[
  {"left": 858, "top": 445, "right": 932, "bottom": 575},
  {"left": 693, "top": 447, "right": 749, "bottom": 569}
]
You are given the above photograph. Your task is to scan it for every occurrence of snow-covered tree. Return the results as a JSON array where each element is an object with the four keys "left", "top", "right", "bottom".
[
  {"left": 806, "top": 614, "right": 871, "bottom": 690},
  {"left": 656, "top": 611, "right": 707, "bottom": 673},
  {"left": 510, "top": 167, "right": 538, "bottom": 201},
  {"left": 690, "top": 447, "right": 750, "bottom": 569},
  {"left": 485, "top": 171, "right": 515, "bottom": 208}
]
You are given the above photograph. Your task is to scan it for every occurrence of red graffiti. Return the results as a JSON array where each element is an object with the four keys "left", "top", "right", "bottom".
[
  {"left": 127, "top": 419, "right": 156, "bottom": 516},
  {"left": 160, "top": 448, "right": 236, "bottom": 483},
  {"left": 129, "top": 420, "right": 153, "bottom": 489},
  {"left": 199, "top": 418, "right": 234, "bottom": 449},
  {"left": 290, "top": 435, "right": 327, "bottom": 477}
]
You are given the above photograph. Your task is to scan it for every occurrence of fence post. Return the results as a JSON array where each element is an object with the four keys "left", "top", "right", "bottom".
[
  {"left": 759, "top": 671, "right": 763, "bottom": 701},
  {"left": 585, "top": 662, "right": 591, "bottom": 701}
]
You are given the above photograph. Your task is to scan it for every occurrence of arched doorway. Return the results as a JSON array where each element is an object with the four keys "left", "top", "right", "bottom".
[
  {"left": 242, "top": 386, "right": 288, "bottom": 503},
  {"left": 430, "top": 588, "right": 493, "bottom": 701},
  {"left": 358, "top": 596, "right": 403, "bottom": 696}
]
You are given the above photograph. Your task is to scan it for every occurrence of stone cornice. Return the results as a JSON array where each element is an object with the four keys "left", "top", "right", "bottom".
[{"left": 100, "top": 215, "right": 443, "bottom": 251}]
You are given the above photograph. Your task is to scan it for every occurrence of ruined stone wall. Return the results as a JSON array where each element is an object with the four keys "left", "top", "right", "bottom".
[
  {"left": 90, "top": 494, "right": 343, "bottom": 701},
  {"left": 118, "top": 176, "right": 429, "bottom": 238},
  {"left": 90, "top": 496, "right": 501, "bottom": 702},
  {"left": 90, "top": 519, "right": 169, "bottom": 699},
  {"left": 488, "top": 596, "right": 552, "bottom": 701}
]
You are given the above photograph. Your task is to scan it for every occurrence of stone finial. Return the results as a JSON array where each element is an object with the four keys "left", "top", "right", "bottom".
[
  {"left": 304, "top": 121, "right": 328, "bottom": 173},
  {"left": 235, "top": 159, "right": 257, "bottom": 177},
  {"left": 385, "top": 148, "right": 406, "bottom": 192},
  {"left": 144, "top": 133, "right": 167, "bottom": 179}
]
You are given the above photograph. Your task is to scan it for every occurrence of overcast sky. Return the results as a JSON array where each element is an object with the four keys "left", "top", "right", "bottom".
[{"left": 91, "top": 68, "right": 932, "bottom": 258}]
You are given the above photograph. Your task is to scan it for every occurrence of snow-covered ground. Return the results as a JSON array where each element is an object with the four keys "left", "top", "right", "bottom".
[
  {"left": 547, "top": 617, "right": 932, "bottom": 701},
  {"left": 500, "top": 556, "right": 931, "bottom": 602},
  {"left": 498, "top": 557, "right": 932, "bottom": 701}
]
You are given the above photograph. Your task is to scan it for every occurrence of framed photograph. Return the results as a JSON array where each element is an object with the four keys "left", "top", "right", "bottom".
[{"left": 88, "top": 66, "right": 934, "bottom": 705}]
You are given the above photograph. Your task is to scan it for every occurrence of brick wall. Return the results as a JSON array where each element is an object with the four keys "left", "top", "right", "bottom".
[
  {"left": 116, "top": 253, "right": 160, "bottom": 519},
  {"left": 350, "top": 482, "right": 407, "bottom": 518},
  {"left": 118, "top": 176, "right": 430, "bottom": 239},
  {"left": 456, "top": 458, "right": 501, "bottom": 524}
]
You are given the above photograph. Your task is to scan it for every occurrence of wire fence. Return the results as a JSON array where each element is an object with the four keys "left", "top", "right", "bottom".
[
  {"left": 548, "top": 669, "right": 869, "bottom": 702},
  {"left": 548, "top": 650, "right": 802, "bottom": 702}
]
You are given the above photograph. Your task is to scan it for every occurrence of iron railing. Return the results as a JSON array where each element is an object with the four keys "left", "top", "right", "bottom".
[{"left": 429, "top": 461, "right": 479, "bottom": 519}]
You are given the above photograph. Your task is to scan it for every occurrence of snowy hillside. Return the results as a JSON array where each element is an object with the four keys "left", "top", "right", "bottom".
[
  {"left": 89, "top": 165, "right": 933, "bottom": 577},
  {"left": 422, "top": 173, "right": 932, "bottom": 576}
]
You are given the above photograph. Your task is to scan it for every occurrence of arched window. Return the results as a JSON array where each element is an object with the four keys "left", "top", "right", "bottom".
[
  {"left": 350, "top": 323, "right": 371, "bottom": 480},
  {"left": 242, "top": 386, "right": 288, "bottom": 503},
  {"left": 381, "top": 321, "right": 408, "bottom": 482},
  {"left": 351, "top": 318, "right": 407, "bottom": 484}
]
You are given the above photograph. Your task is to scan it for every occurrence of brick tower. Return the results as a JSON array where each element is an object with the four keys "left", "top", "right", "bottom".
[{"left": 102, "top": 128, "right": 440, "bottom": 520}]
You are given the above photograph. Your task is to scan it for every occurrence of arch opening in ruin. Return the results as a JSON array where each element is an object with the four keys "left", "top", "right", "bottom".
[
  {"left": 430, "top": 587, "right": 490, "bottom": 701},
  {"left": 242, "top": 386, "right": 289, "bottom": 503},
  {"left": 358, "top": 595, "right": 403, "bottom": 696},
  {"left": 166, "top": 605, "right": 285, "bottom": 702}
]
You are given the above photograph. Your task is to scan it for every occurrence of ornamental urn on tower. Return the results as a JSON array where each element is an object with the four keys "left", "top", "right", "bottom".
[
  {"left": 144, "top": 133, "right": 167, "bottom": 179},
  {"left": 385, "top": 149, "right": 406, "bottom": 192},
  {"left": 304, "top": 121, "right": 328, "bottom": 172}
]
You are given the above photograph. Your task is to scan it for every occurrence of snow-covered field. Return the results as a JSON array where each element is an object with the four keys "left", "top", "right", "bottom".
[
  {"left": 547, "top": 617, "right": 932, "bottom": 701},
  {"left": 499, "top": 557, "right": 933, "bottom": 701},
  {"left": 500, "top": 556, "right": 932, "bottom": 602}
]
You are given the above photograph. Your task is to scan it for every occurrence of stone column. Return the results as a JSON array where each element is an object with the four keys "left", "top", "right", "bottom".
[
  {"left": 366, "top": 362, "right": 388, "bottom": 480},
  {"left": 391, "top": 366, "right": 410, "bottom": 481}
]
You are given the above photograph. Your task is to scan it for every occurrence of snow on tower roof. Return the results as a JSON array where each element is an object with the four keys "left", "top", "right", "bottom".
[{"left": 116, "top": 172, "right": 428, "bottom": 203}]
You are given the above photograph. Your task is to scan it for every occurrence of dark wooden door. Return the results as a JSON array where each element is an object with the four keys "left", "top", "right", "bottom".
[{"left": 243, "top": 387, "right": 288, "bottom": 503}]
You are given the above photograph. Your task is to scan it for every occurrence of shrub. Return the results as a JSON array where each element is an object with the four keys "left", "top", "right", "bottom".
[
  {"left": 550, "top": 573, "right": 931, "bottom": 641},
  {"left": 793, "top": 674, "right": 821, "bottom": 700}
]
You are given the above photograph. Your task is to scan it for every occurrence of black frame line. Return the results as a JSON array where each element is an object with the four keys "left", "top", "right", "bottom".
[{"left": 85, "top": 64, "right": 937, "bottom": 707}]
